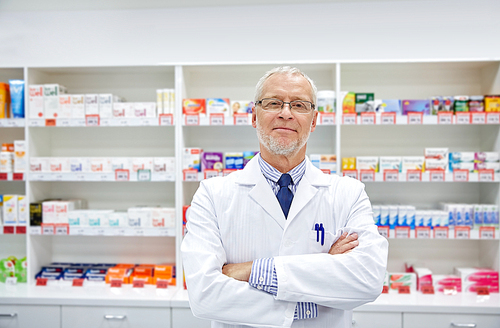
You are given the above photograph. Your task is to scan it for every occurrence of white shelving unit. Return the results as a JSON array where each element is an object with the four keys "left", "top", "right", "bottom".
[{"left": 1, "top": 60, "right": 500, "bottom": 328}]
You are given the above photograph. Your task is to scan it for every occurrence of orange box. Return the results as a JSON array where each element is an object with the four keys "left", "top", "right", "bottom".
[
  {"left": 485, "top": 96, "right": 500, "bottom": 112},
  {"left": 182, "top": 99, "right": 206, "bottom": 115},
  {"left": 105, "top": 267, "right": 133, "bottom": 284},
  {"left": 131, "top": 275, "right": 154, "bottom": 285},
  {"left": 134, "top": 266, "right": 154, "bottom": 277},
  {"left": 154, "top": 276, "right": 175, "bottom": 286},
  {"left": 115, "top": 263, "right": 135, "bottom": 268}
]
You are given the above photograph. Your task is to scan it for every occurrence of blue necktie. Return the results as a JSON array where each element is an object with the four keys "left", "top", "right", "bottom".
[{"left": 277, "top": 173, "right": 293, "bottom": 219}]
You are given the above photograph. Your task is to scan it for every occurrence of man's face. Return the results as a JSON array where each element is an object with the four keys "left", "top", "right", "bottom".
[{"left": 252, "top": 73, "right": 318, "bottom": 157}]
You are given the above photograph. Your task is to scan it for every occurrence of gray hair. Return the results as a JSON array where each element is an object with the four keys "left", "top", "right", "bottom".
[{"left": 254, "top": 66, "right": 317, "bottom": 105}]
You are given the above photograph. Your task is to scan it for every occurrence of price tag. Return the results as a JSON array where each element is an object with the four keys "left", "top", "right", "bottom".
[
  {"left": 96, "top": 228, "right": 105, "bottom": 236},
  {"left": 486, "top": 112, "right": 500, "bottom": 124},
  {"left": 234, "top": 113, "right": 249, "bottom": 125},
  {"left": 115, "top": 169, "right": 130, "bottom": 181},
  {"left": 429, "top": 170, "right": 445, "bottom": 182},
  {"left": 183, "top": 169, "right": 198, "bottom": 181},
  {"left": 223, "top": 169, "right": 237, "bottom": 177},
  {"left": 117, "top": 119, "right": 128, "bottom": 126},
  {"left": 382, "top": 286, "right": 389, "bottom": 294},
  {"left": 471, "top": 112, "right": 486, "bottom": 124},
  {"left": 76, "top": 174, "right": 86, "bottom": 181},
  {"left": 395, "top": 226, "right": 410, "bottom": 239},
  {"left": 320, "top": 113, "right": 335, "bottom": 125},
  {"left": 438, "top": 112, "right": 453, "bottom": 124},
  {"left": 0, "top": 173, "right": 7, "bottom": 180},
  {"left": 421, "top": 285, "right": 435, "bottom": 294},
  {"left": 85, "top": 115, "right": 100, "bottom": 126},
  {"left": 134, "top": 229, "right": 144, "bottom": 236},
  {"left": 3, "top": 226, "right": 14, "bottom": 234},
  {"left": 456, "top": 112, "right": 471, "bottom": 124},
  {"left": 210, "top": 113, "right": 224, "bottom": 125},
  {"left": 55, "top": 225, "right": 69, "bottom": 235},
  {"left": 360, "top": 112, "right": 376, "bottom": 125},
  {"left": 159, "top": 114, "right": 173, "bottom": 126},
  {"left": 72, "top": 279, "right": 84, "bottom": 287},
  {"left": 434, "top": 226, "right": 449, "bottom": 239},
  {"left": 29, "top": 226, "right": 42, "bottom": 235},
  {"left": 378, "top": 226, "right": 389, "bottom": 238},
  {"left": 416, "top": 226, "right": 431, "bottom": 239},
  {"left": 141, "top": 118, "right": 156, "bottom": 126},
  {"left": 156, "top": 280, "right": 168, "bottom": 289},
  {"left": 54, "top": 174, "right": 64, "bottom": 181},
  {"left": 476, "top": 287, "right": 490, "bottom": 296},
  {"left": 185, "top": 114, "right": 200, "bottom": 125},
  {"left": 455, "top": 226, "right": 470, "bottom": 239},
  {"left": 204, "top": 169, "right": 219, "bottom": 179},
  {"left": 45, "top": 119, "right": 56, "bottom": 126},
  {"left": 116, "top": 229, "right": 126, "bottom": 236},
  {"left": 71, "top": 227, "right": 85, "bottom": 235},
  {"left": 479, "top": 226, "right": 495, "bottom": 239},
  {"left": 342, "top": 113, "right": 357, "bottom": 125},
  {"left": 453, "top": 169, "right": 469, "bottom": 182},
  {"left": 36, "top": 278, "right": 48, "bottom": 286},
  {"left": 407, "top": 170, "right": 422, "bottom": 182},
  {"left": 110, "top": 279, "right": 122, "bottom": 288},
  {"left": 381, "top": 112, "right": 396, "bottom": 125},
  {"left": 384, "top": 169, "right": 399, "bottom": 182},
  {"left": 133, "top": 280, "right": 145, "bottom": 288},
  {"left": 13, "top": 173, "right": 23, "bottom": 180},
  {"left": 398, "top": 286, "right": 411, "bottom": 294},
  {"left": 343, "top": 170, "right": 358, "bottom": 179},
  {"left": 73, "top": 119, "right": 86, "bottom": 127},
  {"left": 137, "top": 169, "right": 151, "bottom": 181},
  {"left": 478, "top": 169, "right": 494, "bottom": 182},
  {"left": 407, "top": 112, "right": 423, "bottom": 125},
  {"left": 29, "top": 119, "right": 44, "bottom": 127},
  {"left": 42, "top": 225, "right": 55, "bottom": 235},
  {"left": 5, "top": 277, "right": 17, "bottom": 286},
  {"left": 58, "top": 119, "right": 71, "bottom": 127},
  {"left": 15, "top": 226, "right": 26, "bottom": 234},
  {"left": 360, "top": 170, "right": 375, "bottom": 182}
]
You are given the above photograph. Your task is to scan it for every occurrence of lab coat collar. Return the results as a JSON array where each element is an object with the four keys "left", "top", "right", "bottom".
[{"left": 237, "top": 154, "right": 330, "bottom": 228}]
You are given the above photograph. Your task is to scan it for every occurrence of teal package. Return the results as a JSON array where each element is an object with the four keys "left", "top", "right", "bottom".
[{"left": 9, "top": 80, "right": 24, "bottom": 118}]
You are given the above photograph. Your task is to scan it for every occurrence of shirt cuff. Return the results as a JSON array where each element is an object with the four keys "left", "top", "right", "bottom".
[{"left": 249, "top": 258, "right": 278, "bottom": 295}]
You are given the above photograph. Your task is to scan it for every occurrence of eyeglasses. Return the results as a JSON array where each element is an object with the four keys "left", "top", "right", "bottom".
[{"left": 256, "top": 98, "right": 315, "bottom": 114}]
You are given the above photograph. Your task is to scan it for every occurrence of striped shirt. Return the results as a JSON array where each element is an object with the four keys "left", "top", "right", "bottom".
[{"left": 248, "top": 156, "right": 318, "bottom": 320}]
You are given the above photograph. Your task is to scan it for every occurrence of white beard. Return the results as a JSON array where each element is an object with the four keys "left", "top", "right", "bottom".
[{"left": 256, "top": 118, "right": 310, "bottom": 157}]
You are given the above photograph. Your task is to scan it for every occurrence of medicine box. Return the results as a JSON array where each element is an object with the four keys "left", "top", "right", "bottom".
[
  {"left": 14, "top": 140, "right": 26, "bottom": 173},
  {"left": 3, "top": 195, "right": 18, "bottom": 225},
  {"left": 59, "top": 95, "right": 72, "bottom": 118},
  {"left": 225, "top": 153, "right": 244, "bottom": 170},
  {"left": 30, "top": 157, "right": 50, "bottom": 173},
  {"left": 29, "top": 85, "right": 44, "bottom": 119},
  {"left": 201, "top": 152, "right": 224, "bottom": 172},
  {"left": 485, "top": 95, "right": 500, "bottom": 112},
  {"left": 377, "top": 99, "right": 401, "bottom": 114},
  {"left": 449, "top": 152, "right": 475, "bottom": 163},
  {"left": 355, "top": 93, "right": 375, "bottom": 113},
  {"left": 402, "top": 100, "right": 430, "bottom": 115},
  {"left": 379, "top": 156, "right": 401, "bottom": 172},
  {"left": 207, "top": 98, "right": 230, "bottom": 116},
  {"left": 134, "top": 102, "right": 156, "bottom": 118},
  {"left": 425, "top": 148, "right": 448, "bottom": 160},
  {"left": 401, "top": 157, "right": 424, "bottom": 172},
  {"left": 449, "top": 162, "right": 475, "bottom": 172},
  {"left": 475, "top": 152, "right": 500, "bottom": 163},
  {"left": 425, "top": 158, "right": 448, "bottom": 171},
  {"left": 389, "top": 273, "right": 417, "bottom": 292},
  {"left": 356, "top": 156, "right": 378, "bottom": 172},
  {"left": 85, "top": 94, "right": 99, "bottom": 115},
  {"left": 71, "top": 95, "right": 85, "bottom": 118},
  {"left": 183, "top": 148, "right": 202, "bottom": 171},
  {"left": 342, "top": 157, "right": 356, "bottom": 171},
  {"left": 18, "top": 196, "right": 28, "bottom": 225},
  {"left": 183, "top": 99, "right": 206, "bottom": 116},
  {"left": 231, "top": 101, "right": 253, "bottom": 115},
  {"left": 99, "top": 94, "right": 120, "bottom": 118}
]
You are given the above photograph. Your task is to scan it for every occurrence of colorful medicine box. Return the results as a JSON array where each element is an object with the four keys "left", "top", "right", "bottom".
[
  {"left": 207, "top": 98, "right": 230, "bottom": 116},
  {"left": 183, "top": 99, "right": 206, "bottom": 115},
  {"left": 402, "top": 100, "right": 430, "bottom": 115}
]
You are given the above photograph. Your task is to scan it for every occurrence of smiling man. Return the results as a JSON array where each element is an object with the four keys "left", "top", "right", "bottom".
[{"left": 181, "top": 66, "right": 388, "bottom": 328}]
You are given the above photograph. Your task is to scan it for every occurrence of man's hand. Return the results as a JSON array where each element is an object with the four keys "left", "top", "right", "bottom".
[
  {"left": 222, "top": 261, "right": 253, "bottom": 282},
  {"left": 329, "top": 232, "right": 359, "bottom": 255}
]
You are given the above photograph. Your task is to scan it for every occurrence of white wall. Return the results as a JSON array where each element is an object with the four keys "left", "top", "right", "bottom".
[{"left": 0, "top": 0, "right": 498, "bottom": 67}]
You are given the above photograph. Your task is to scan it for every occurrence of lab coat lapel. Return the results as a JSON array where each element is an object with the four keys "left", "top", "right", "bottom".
[{"left": 237, "top": 155, "right": 286, "bottom": 229}]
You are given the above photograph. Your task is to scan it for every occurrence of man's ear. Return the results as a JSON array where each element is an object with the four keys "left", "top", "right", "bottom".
[
  {"left": 251, "top": 105, "right": 257, "bottom": 128},
  {"left": 310, "top": 110, "right": 318, "bottom": 132}
]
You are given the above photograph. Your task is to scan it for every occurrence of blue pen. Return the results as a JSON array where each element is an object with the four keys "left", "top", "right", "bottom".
[
  {"left": 320, "top": 223, "right": 325, "bottom": 246},
  {"left": 315, "top": 223, "right": 319, "bottom": 242}
]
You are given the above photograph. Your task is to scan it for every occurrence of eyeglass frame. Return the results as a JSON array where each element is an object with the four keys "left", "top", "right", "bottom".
[{"left": 255, "top": 98, "right": 316, "bottom": 113}]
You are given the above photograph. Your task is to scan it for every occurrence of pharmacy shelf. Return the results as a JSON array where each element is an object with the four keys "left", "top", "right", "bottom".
[
  {"left": 29, "top": 172, "right": 175, "bottom": 182},
  {"left": 0, "top": 225, "right": 27, "bottom": 235},
  {"left": 344, "top": 171, "right": 499, "bottom": 183},
  {"left": 29, "top": 226, "right": 175, "bottom": 237},
  {"left": 339, "top": 113, "right": 500, "bottom": 126},
  {"left": 0, "top": 173, "right": 25, "bottom": 181},
  {"left": 181, "top": 113, "right": 336, "bottom": 126},
  {"left": 28, "top": 117, "right": 174, "bottom": 128},
  {"left": 0, "top": 119, "right": 25, "bottom": 127},
  {"left": 381, "top": 227, "right": 498, "bottom": 240}
]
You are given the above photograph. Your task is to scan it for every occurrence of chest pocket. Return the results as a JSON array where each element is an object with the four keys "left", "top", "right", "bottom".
[{"left": 308, "top": 227, "right": 340, "bottom": 253}]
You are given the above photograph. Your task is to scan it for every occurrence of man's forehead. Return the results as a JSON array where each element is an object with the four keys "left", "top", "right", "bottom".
[{"left": 262, "top": 73, "right": 313, "bottom": 98}]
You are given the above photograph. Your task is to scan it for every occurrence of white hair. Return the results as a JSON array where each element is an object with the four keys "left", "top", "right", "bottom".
[{"left": 254, "top": 66, "right": 317, "bottom": 105}]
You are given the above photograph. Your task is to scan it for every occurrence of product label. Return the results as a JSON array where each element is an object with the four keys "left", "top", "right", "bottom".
[
  {"left": 360, "top": 170, "right": 375, "bottom": 182},
  {"left": 378, "top": 226, "right": 389, "bottom": 238},
  {"left": 479, "top": 226, "right": 495, "bottom": 239},
  {"left": 72, "top": 279, "right": 84, "bottom": 287},
  {"left": 320, "top": 113, "right": 335, "bottom": 125},
  {"left": 381, "top": 112, "right": 396, "bottom": 125},
  {"left": 486, "top": 112, "right": 500, "bottom": 124},
  {"left": 471, "top": 112, "right": 486, "bottom": 124},
  {"left": 395, "top": 226, "right": 410, "bottom": 238},
  {"left": 36, "top": 278, "right": 48, "bottom": 286},
  {"left": 407, "top": 112, "right": 423, "bottom": 125},
  {"left": 210, "top": 113, "right": 224, "bottom": 125},
  {"left": 476, "top": 287, "right": 490, "bottom": 296},
  {"left": 159, "top": 113, "right": 173, "bottom": 126},
  {"left": 453, "top": 169, "right": 469, "bottom": 182},
  {"left": 438, "top": 112, "right": 453, "bottom": 124},
  {"left": 156, "top": 280, "right": 168, "bottom": 289},
  {"left": 204, "top": 169, "right": 219, "bottom": 179},
  {"left": 456, "top": 112, "right": 470, "bottom": 124},
  {"left": 406, "top": 170, "right": 422, "bottom": 182},
  {"left": 455, "top": 226, "right": 470, "bottom": 239},
  {"left": 343, "top": 170, "right": 358, "bottom": 180},
  {"left": 360, "top": 112, "right": 375, "bottom": 125},
  {"left": 421, "top": 286, "right": 435, "bottom": 294},
  {"left": 478, "top": 169, "right": 494, "bottom": 182},
  {"left": 185, "top": 114, "right": 200, "bottom": 125},
  {"left": 86, "top": 115, "right": 100, "bottom": 126},
  {"left": 115, "top": 169, "right": 130, "bottom": 181},
  {"left": 429, "top": 170, "right": 445, "bottom": 182},
  {"left": 342, "top": 113, "right": 357, "bottom": 125},
  {"left": 416, "top": 226, "right": 431, "bottom": 239},
  {"left": 383, "top": 169, "right": 398, "bottom": 182},
  {"left": 398, "top": 286, "right": 411, "bottom": 294},
  {"left": 183, "top": 169, "right": 198, "bottom": 181},
  {"left": 233, "top": 113, "right": 249, "bottom": 125}
]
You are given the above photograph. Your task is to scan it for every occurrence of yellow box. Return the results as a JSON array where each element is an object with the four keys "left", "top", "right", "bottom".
[
  {"left": 485, "top": 96, "right": 500, "bottom": 112},
  {"left": 342, "top": 157, "right": 356, "bottom": 171}
]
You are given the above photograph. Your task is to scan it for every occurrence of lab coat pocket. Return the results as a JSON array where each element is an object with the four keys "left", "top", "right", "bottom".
[{"left": 308, "top": 229, "right": 337, "bottom": 254}]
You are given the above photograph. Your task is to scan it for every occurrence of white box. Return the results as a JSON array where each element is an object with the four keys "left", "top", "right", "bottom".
[
  {"left": 356, "top": 156, "right": 378, "bottom": 171},
  {"left": 42, "top": 201, "right": 57, "bottom": 224},
  {"left": 401, "top": 156, "right": 425, "bottom": 172},
  {"left": 112, "top": 103, "right": 127, "bottom": 117},
  {"left": 14, "top": 140, "right": 27, "bottom": 173},
  {"left": 450, "top": 162, "right": 475, "bottom": 172},
  {"left": 127, "top": 207, "right": 152, "bottom": 227},
  {"left": 111, "top": 158, "right": 131, "bottom": 172},
  {"left": 425, "top": 158, "right": 448, "bottom": 171},
  {"left": 151, "top": 207, "right": 176, "bottom": 228},
  {"left": 99, "top": 94, "right": 119, "bottom": 118},
  {"left": 163, "top": 89, "right": 175, "bottom": 115},
  {"left": 68, "top": 210, "right": 89, "bottom": 226},
  {"left": 154, "top": 157, "right": 175, "bottom": 173},
  {"left": 44, "top": 84, "right": 67, "bottom": 96},
  {"left": 183, "top": 148, "right": 202, "bottom": 171},
  {"left": 59, "top": 95, "right": 72, "bottom": 118},
  {"left": 29, "top": 85, "right": 44, "bottom": 119},
  {"left": 157, "top": 90, "right": 163, "bottom": 114},
  {"left": 44, "top": 96, "right": 60, "bottom": 119},
  {"left": 69, "top": 158, "right": 89, "bottom": 173},
  {"left": 131, "top": 158, "right": 153, "bottom": 173},
  {"left": 30, "top": 157, "right": 50, "bottom": 173},
  {"left": 108, "top": 212, "right": 128, "bottom": 227},
  {"left": 475, "top": 162, "right": 500, "bottom": 172},
  {"left": 85, "top": 94, "right": 99, "bottom": 115},
  {"left": 17, "top": 196, "right": 28, "bottom": 225},
  {"left": 3, "top": 195, "right": 18, "bottom": 225},
  {"left": 379, "top": 156, "right": 401, "bottom": 172},
  {"left": 54, "top": 201, "right": 77, "bottom": 224},
  {"left": 231, "top": 101, "right": 253, "bottom": 115},
  {"left": 88, "top": 210, "right": 114, "bottom": 227},
  {"left": 134, "top": 102, "right": 156, "bottom": 118},
  {"left": 475, "top": 152, "right": 500, "bottom": 163},
  {"left": 449, "top": 152, "right": 475, "bottom": 163},
  {"left": 89, "top": 158, "right": 112, "bottom": 173},
  {"left": 124, "top": 103, "right": 136, "bottom": 118},
  {"left": 49, "top": 157, "right": 70, "bottom": 173},
  {"left": 71, "top": 95, "right": 85, "bottom": 118},
  {"left": 425, "top": 148, "right": 448, "bottom": 160}
]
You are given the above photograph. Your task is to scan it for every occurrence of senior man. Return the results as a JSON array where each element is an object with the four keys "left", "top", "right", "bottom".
[{"left": 181, "top": 66, "right": 388, "bottom": 328}]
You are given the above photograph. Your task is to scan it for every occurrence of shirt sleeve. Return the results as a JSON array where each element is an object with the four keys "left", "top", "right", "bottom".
[{"left": 249, "top": 258, "right": 318, "bottom": 321}]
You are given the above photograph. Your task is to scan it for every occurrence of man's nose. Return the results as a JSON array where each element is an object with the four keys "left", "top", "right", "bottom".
[{"left": 278, "top": 103, "right": 293, "bottom": 119}]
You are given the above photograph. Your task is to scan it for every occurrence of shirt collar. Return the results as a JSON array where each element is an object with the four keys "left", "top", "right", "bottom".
[{"left": 258, "top": 155, "right": 306, "bottom": 186}]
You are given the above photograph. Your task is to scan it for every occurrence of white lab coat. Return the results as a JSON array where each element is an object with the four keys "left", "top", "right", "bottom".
[{"left": 181, "top": 154, "right": 388, "bottom": 328}]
